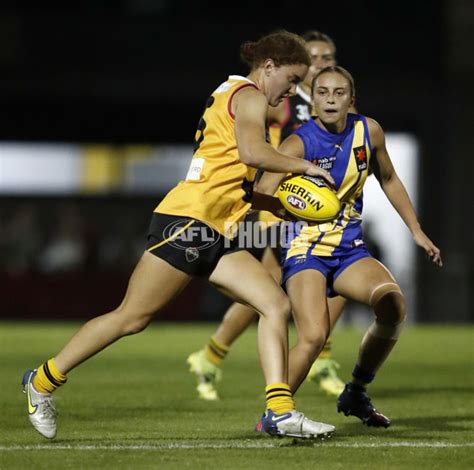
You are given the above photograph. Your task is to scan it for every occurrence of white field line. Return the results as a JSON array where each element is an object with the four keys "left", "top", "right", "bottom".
[{"left": 1, "top": 441, "right": 473, "bottom": 450}]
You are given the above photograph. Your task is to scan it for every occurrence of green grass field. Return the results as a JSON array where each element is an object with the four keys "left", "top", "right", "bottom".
[{"left": 0, "top": 323, "right": 473, "bottom": 469}]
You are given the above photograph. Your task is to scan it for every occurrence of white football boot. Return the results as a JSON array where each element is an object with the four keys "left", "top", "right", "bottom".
[
  {"left": 258, "top": 409, "right": 335, "bottom": 439},
  {"left": 22, "top": 369, "right": 57, "bottom": 439}
]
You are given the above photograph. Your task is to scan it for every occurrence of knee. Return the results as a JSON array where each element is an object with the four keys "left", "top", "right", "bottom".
[
  {"left": 296, "top": 326, "right": 329, "bottom": 359},
  {"left": 371, "top": 283, "right": 406, "bottom": 325},
  {"left": 114, "top": 308, "right": 154, "bottom": 336},
  {"left": 261, "top": 295, "right": 291, "bottom": 322}
]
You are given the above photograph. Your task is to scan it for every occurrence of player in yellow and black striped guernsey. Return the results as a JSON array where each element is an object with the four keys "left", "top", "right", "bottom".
[{"left": 21, "top": 31, "right": 336, "bottom": 440}]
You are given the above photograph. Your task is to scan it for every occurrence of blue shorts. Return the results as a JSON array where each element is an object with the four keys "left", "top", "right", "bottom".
[{"left": 281, "top": 246, "right": 372, "bottom": 297}]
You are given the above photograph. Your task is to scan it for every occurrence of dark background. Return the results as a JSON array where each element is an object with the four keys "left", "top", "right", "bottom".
[{"left": 0, "top": 1, "right": 472, "bottom": 322}]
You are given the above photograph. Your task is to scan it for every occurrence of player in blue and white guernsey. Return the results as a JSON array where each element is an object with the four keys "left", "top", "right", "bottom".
[{"left": 256, "top": 65, "right": 443, "bottom": 427}]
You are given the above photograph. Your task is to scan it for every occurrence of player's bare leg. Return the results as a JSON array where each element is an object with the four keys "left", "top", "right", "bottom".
[
  {"left": 209, "top": 250, "right": 334, "bottom": 438},
  {"left": 187, "top": 247, "right": 280, "bottom": 400},
  {"left": 285, "top": 269, "right": 331, "bottom": 393},
  {"left": 55, "top": 253, "right": 191, "bottom": 372},
  {"left": 328, "top": 295, "right": 347, "bottom": 331},
  {"left": 214, "top": 247, "right": 281, "bottom": 345},
  {"left": 23, "top": 252, "right": 191, "bottom": 438},
  {"left": 334, "top": 257, "right": 406, "bottom": 427},
  {"left": 209, "top": 250, "right": 290, "bottom": 385},
  {"left": 307, "top": 295, "right": 346, "bottom": 395}
]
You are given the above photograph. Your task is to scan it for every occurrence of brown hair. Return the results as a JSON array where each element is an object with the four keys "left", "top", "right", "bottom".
[
  {"left": 301, "top": 30, "right": 337, "bottom": 54},
  {"left": 311, "top": 65, "right": 356, "bottom": 97},
  {"left": 240, "top": 30, "right": 311, "bottom": 70}
]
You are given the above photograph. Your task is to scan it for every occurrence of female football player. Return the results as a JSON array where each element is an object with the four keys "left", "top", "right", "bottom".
[
  {"left": 188, "top": 31, "right": 347, "bottom": 401},
  {"left": 21, "top": 31, "right": 336, "bottom": 440},
  {"left": 256, "top": 65, "right": 442, "bottom": 428}
]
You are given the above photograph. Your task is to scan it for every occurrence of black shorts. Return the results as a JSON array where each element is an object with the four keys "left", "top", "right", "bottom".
[
  {"left": 240, "top": 211, "right": 282, "bottom": 261},
  {"left": 146, "top": 213, "right": 239, "bottom": 277}
]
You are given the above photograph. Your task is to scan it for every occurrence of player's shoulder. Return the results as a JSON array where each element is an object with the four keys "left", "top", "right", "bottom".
[
  {"left": 361, "top": 116, "right": 385, "bottom": 147},
  {"left": 233, "top": 83, "right": 263, "bottom": 101},
  {"left": 295, "top": 117, "right": 316, "bottom": 133},
  {"left": 220, "top": 75, "right": 264, "bottom": 117},
  {"left": 362, "top": 116, "right": 383, "bottom": 132},
  {"left": 232, "top": 85, "right": 266, "bottom": 115}
]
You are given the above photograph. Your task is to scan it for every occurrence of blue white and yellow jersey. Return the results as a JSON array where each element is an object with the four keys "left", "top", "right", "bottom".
[{"left": 283, "top": 113, "right": 373, "bottom": 259}]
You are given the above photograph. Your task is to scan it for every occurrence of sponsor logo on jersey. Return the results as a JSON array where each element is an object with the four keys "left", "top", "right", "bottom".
[
  {"left": 353, "top": 145, "right": 368, "bottom": 172},
  {"left": 185, "top": 157, "right": 205, "bottom": 181},
  {"left": 311, "top": 156, "right": 336, "bottom": 171}
]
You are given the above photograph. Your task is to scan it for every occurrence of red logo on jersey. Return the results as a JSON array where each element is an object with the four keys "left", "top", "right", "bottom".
[
  {"left": 353, "top": 146, "right": 368, "bottom": 172},
  {"left": 356, "top": 149, "right": 366, "bottom": 161}
]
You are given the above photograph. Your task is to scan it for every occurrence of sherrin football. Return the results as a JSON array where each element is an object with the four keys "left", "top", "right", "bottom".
[{"left": 277, "top": 175, "right": 341, "bottom": 223}]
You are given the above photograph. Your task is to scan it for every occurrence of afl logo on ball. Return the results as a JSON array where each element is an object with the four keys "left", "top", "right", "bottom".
[{"left": 286, "top": 195, "right": 307, "bottom": 211}]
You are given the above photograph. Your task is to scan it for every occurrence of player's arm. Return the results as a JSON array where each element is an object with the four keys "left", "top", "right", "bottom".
[
  {"left": 256, "top": 134, "right": 305, "bottom": 194},
  {"left": 233, "top": 87, "right": 333, "bottom": 183},
  {"left": 368, "top": 118, "right": 442, "bottom": 266},
  {"left": 251, "top": 134, "right": 305, "bottom": 218}
]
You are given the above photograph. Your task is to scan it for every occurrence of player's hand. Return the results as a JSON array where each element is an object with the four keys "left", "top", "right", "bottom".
[
  {"left": 303, "top": 162, "right": 335, "bottom": 188},
  {"left": 273, "top": 207, "right": 298, "bottom": 222},
  {"left": 267, "top": 197, "right": 297, "bottom": 222},
  {"left": 412, "top": 228, "right": 443, "bottom": 267}
]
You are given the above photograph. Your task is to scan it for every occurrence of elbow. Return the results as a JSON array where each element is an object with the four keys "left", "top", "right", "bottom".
[
  {"left": 381, "top": 172, "right": 395, "bottom": 187},
  {"left": 239, "top": 152, "right": 253, "bottom": 165},
  {"left": 240, "top": 152, "right": 260, "bottom": 168},
  {"left": 239, "top": 141, "right": 266, "bottom": 167}
]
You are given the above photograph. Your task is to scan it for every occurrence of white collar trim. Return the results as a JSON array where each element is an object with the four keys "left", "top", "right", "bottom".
[
  {"left": 296, "top": 85, "right": 311, "bottom": 104},
  {"left": 228, "top": 75, "right": 257, "bottom": 85}
]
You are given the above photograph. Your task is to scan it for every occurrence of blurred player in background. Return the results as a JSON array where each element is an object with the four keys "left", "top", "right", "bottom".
[
  {"left": 21, "top": 31, "right": 337, "bottom": 441},
  {"left": 188, "top": 31, "right": 350, "bottom": 401},
  {"left": 256, "top": 65, "right": 442, "bottom": 428}
]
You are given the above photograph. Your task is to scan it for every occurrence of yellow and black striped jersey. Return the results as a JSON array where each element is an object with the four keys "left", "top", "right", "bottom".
[{"left": 156, "top": 76, "right": 259, "bottom": 236}]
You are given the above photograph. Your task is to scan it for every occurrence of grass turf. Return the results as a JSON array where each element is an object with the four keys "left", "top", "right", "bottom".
[{"left": 0, "top": 322, "right": 473, "bottom": 469}]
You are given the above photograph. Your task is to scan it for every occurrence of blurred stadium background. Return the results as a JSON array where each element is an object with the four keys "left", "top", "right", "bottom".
[{"left": 0, "top": 1, "right": 472, "bottom": 324}]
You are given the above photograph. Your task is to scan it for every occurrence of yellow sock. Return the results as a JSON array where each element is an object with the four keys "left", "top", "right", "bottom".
[
  {"left": 265, "top": 383, "right": 295, "bottom": 414},
  {"left": 33, "top": 358, "right": 67, "bottom": 394},
  {"left": 204, "top": 336, "right": 229, "bottom": 367},
  {"left": 319, "top": 337, "right": 332, "bottom": 359}
]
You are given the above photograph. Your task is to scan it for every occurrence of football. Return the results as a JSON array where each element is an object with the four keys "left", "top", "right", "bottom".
[{"left": 277, "top": 175, "right": 341, "bottom": 223}]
